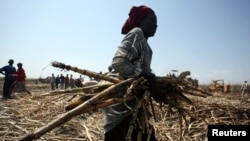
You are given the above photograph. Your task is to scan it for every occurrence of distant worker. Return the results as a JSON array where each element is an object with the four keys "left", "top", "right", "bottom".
[
  {"left": 64, "top": 74, "right": 69, "bottom": 89},
  {"left": 0, "top": 59, "right": 16, "bottom": 99},
  {"left": 55, "top": 74, "right": 60, "bottom": 89},
  {"left": 79, "top": 75, "right": 84, "bottom": 82},
  {"left": 60, "top": 74, "right": 65, "bottom": 89},
  {"left": 74, "top": 75, "right": 84, "bottom": 87},
  {"left": 69, "top": 74, "right": 75, "bottom": 88},
  {"left": 241, "top": 80, "right": 248, "bottom": 96},
  {"left": 50, "top": 73, "right": 56, "bottom": 90},
  {"left": 11, "top": 62, "right": 31, "bottom": 95},
  {"left": 94, "top": 71, "right": 102, "bottom": 82}
]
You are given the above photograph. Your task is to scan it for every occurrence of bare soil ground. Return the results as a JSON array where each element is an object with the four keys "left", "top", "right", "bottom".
[{"left": 0, "top": 79, "right": 249, "bottom": 141}]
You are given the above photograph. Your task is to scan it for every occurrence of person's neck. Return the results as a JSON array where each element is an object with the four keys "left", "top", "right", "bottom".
[
  {"left": 143, "top": 31, "right": 150, "bottom": 40},
  {"left": 143, "top": 33, "right": 149, "bottom": 40}
]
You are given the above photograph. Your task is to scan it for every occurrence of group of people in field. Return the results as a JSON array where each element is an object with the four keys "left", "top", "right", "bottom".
[
  {"left": 0, "top": 58, "right": 101, "bottom": 100},
  {"left": 49, "top": 73, "right": 100, "bottom": 91},
  {"left": 0, "top": 59, "right": 31, "bottom": 100},
  {"left": 49, "top": 73, "right": 78, "bottom": 90}
]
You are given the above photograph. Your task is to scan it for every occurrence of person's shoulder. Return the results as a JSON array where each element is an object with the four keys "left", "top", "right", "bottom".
[
  {"left": 129, "top": 27, "right": 143, "bottom": 35},
  {"left": 124, "top": 27, "right": 144, "bottom": 40},
  {"left": 0, "top": 66, "right": 5, "bottom": 70},
  {"left": 2, "top": 65, "right": 8, "bottom": 68},
  {"left": 0, "top": 65, "right": 10, "bottom": 70}
]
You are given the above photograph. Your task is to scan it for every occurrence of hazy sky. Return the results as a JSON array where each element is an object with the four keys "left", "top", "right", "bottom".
[{"left": 0, "top": 0, "right": 249, "bottom": 84}]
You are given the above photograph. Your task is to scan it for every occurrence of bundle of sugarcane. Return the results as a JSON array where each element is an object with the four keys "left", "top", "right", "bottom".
[
  {"left": 50, "top": 61, "right": 211, "bottom": 111},
  {"left": 18, "top": 61, "right": 212, "bottom": 141},
  {"left": 46, "top": 75, "right": 209, "bottom": 112}
]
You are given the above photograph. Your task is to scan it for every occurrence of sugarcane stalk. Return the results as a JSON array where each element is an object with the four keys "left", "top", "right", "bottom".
[
  {"left": 181, "top": 90, "right": 208, "bottom": 97},
  {"left": 65, "top": 86, "right": 128, "bottom": 111},
  {"left": 141, "top": 100, "right": 150, "bottom": 134},
  {"left": 47, "top": 83, "right": 112, "bottom": 95},
  {"left": 51, "top": 61, "right": 121, "bottom": 83},
  {"left": 150, "top": 99, "right": 157, "bottom": 121},
  {"left": 179, "top": 113, "right": 183, "bottom": 141},
  {"left": 177, "top": 71, "right": 190, "bottom": 81},
  {"left": 127, "top": 90, "right": 151, "bottom": 141},
  {"left": 18, "top": 78, "right": 134, "bottom": 141},
  {"left": 181, "top": 84, "right": 212, "bottom": 96}
]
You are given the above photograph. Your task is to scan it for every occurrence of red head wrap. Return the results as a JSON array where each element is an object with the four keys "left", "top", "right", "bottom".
[{"left": 121, "top": 5, "right": 154, "bottom": 34}]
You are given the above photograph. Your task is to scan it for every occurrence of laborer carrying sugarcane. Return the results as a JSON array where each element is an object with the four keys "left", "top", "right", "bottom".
[{"left": 103, "top": 5, "right": 163, "bottom": 141}]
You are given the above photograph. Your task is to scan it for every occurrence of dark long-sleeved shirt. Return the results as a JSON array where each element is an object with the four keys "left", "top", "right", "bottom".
[{"left": 0, "top": 65, "right": 16, "bottom": 81}]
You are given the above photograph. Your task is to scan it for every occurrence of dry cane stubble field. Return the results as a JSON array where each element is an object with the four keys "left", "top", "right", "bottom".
[{"left": 0, "top": 78, "right": 250, "bottom": 141}]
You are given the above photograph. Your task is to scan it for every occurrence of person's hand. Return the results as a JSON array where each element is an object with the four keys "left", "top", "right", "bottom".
[
  {"left": 140, "top": 70, "right": 155, "bottom": 82},
  {"left": 108, "top": 65, "right": 113, "bottom": 72},
  {"left": 140, "top": 71, "right": 161, "bottom": 102},
  {"left": 10, "top": 74, "right": 17, "bottom": 77}
]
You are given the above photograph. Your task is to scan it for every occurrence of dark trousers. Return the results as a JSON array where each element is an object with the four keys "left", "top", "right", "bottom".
[
  {"left": 2, "top": 80, "right": 15, "bottom": 99},
  {"left": 105, "top": 115, "right": 157, "bottom": 141}
]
